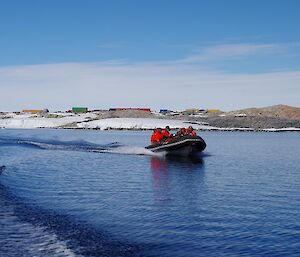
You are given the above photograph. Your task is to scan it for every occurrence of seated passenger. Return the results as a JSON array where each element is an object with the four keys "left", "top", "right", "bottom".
[
  {"left": 161, "top": 126, "right": 171, "bottom": 140},
  {"left": 187, "top": 126, "right": 197, "bottom": 137},
  {"left": 151, "top": 128, "right": 163, "bottom": 145},
  {"left": 151, "top": 129, "right": 158, "bottom": 144},
  {"left": 176, "top": 127, "right": 187, "bottom": 137}
]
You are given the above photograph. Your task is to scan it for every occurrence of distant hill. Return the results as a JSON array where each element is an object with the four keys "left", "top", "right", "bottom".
[{"left": 228, "top": 105, "right": 300, "bottom": 120}]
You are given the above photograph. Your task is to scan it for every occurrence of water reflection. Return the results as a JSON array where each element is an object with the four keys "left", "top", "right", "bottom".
[
  {"left": 150, "top": 157, "right": 169, "bottom": 203},
  {"left": 151, "top": 154, "right": 205, "bottom": 173},
  {"left": 150, "top": 155, "right": 206, "bottom": 203}
]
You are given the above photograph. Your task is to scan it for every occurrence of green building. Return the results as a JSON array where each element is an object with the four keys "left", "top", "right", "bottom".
[{"left": 72, "top": 107, "right": 88, "bottom": 113}]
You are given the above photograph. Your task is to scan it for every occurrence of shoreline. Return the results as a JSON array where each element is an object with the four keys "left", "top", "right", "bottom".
[
  {"left": 1, "top": 112, "right": 300, "bottom": 133},
  {"left": 2, "top": 126, "right": 300, "bottom": 133}
]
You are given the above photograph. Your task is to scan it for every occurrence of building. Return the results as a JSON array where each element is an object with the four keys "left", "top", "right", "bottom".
[
  {"left": 159, "top": 109, "right": 171, "bottom": 114},
  {"left": 22, "top": 109, "right": 44, "bottom": 114},
  {"left": 109, "top": 108, "right": 151, "bottom": 112},
  {"left": 206, "top": 109, "right": 221, "bottom": 113},
  {"left": 72, "top": 107, "right": 88, "bottom": 113}
]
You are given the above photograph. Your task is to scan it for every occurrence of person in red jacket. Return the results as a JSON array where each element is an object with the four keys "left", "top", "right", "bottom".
[
  {"left": 176, "top": 127, "right": 186, "bottom": 137},
  {"left": 151, "top": 129, "right": 157, "bottom": 144},
  {"left": 187, "top": 126, "right": 197, "bottom": 137},
  {"left": 161, "top": 126, "right": 171, "bottom": 139},
  {"left": 151, "top": 128, "right": 163, "bottom": 145}
]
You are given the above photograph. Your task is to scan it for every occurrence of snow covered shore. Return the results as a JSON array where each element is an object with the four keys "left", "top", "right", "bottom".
[
  {"left": 0, "top": 114, "right": 214, "bottom": 130},
  {"left": 0, "top": 112, "right": 300, "bottom": 132},
  {"left": 0, "top": 113, "right": 97, "bottom": 129},
  {"left": 76, "top": 118, "right": 213, "bottom": 130}
]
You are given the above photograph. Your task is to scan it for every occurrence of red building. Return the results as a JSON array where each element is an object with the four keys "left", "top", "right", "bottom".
[{"left": 109, "top": 108, "right": 151, "bottom": 112}]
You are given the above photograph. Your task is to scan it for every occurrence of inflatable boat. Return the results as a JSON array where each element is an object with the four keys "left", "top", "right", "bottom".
[{"left": 145, "top": 135, "right": 206, "bottom": 156}]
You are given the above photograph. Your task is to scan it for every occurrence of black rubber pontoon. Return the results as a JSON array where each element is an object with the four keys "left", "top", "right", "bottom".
[{"left": 145, "top": 135, "right": 206, "bottom": 156}]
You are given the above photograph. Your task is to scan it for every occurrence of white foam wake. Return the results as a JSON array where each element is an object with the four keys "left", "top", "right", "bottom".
[{"left": 106, "top": 146, "right": 165, "bottom": 156}]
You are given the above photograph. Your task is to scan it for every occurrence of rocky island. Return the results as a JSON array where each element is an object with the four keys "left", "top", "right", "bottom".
[{"left": 1, "top": 105, "right": 299, "bottom": 132}]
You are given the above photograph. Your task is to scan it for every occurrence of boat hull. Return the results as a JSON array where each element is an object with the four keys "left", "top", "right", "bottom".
[{"left": 145, "top": 136, "right": 206, "bottom": 156}]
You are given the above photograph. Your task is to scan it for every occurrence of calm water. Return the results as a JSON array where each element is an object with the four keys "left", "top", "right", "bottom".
[{"left": 0, "top": 129, "right": 300, "bottom": 257}]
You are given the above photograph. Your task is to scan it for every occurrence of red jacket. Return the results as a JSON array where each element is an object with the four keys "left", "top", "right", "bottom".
[
  {"left": 161, "top": 129, "right": 170, "bottom": 138},
  {"left": 190, "top": 130, "right": 197, "bottom": 137},
  {"left": 151, "top": 131, "right": 163, "bottom": 144}
]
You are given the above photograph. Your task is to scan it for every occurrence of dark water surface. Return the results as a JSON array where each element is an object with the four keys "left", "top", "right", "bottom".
[{"left": 0, "top": 129, "right": 300, "bottom": 257}]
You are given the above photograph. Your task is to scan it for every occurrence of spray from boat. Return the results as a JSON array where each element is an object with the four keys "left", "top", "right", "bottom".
[{"left": 0, "top": 137, "right": 162, "bottom": 157}]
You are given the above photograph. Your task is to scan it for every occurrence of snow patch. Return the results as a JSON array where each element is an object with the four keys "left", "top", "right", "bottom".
[
  {"left": 76, "top": 118, "right": 213, "bottom": 130},
  {"left": 263, "top": 127, "right": 300, "bottom": 132},
  {"left": 0, "top": 113, "right": 97, "bottom": 129}
]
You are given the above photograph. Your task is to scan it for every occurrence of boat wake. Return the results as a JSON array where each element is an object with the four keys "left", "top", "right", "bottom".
[
  {"left": 108, "top": 146, "right": 163, "bottom": 156},
  {"left": 0, "top": 184, "right": 145, "bottom": 257},
  {"left": 0, "top": 137, "right": 159, "bottom": 156}
]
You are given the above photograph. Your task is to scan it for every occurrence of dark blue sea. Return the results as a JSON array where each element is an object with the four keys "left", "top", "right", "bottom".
[{"left": 0, "top": 129, "right": 300, "bottom": 257}]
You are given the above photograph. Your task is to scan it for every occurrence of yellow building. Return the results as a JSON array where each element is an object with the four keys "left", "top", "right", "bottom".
[
  {"left": 22, "top": 109, "right": 43, "bottom": 114},
  {"left": 206, "top": 109, "right": 221, "bottom": 113}
]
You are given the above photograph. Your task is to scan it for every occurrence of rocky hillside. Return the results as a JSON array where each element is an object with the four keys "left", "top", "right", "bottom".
[
  {"left": 96, "top": 110, "right": 154, "bottom": 119},
  {"left": 202, "top": 116, "right": 300, "bottom": 130},
  {"left": 194, "top": 105, "right": 300, "bottom": 129},
  {"left": 227, "top": 105, "right": 300, "bottom": 120}
]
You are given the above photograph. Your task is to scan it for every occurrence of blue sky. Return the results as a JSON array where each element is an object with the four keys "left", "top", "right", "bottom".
[{"left": 1, "top": 0, "right": 300, "bottom": 111}]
